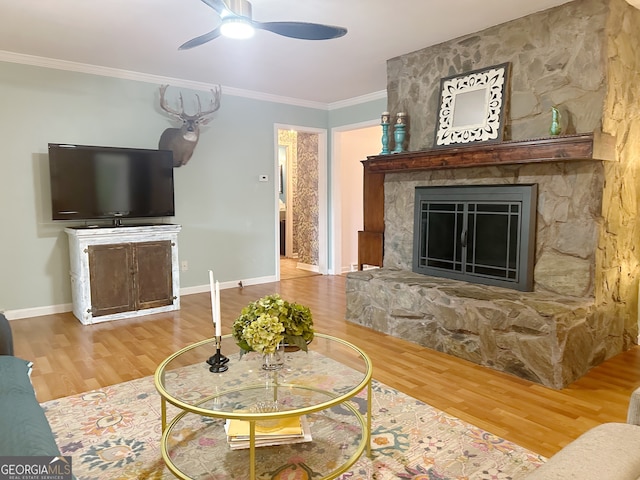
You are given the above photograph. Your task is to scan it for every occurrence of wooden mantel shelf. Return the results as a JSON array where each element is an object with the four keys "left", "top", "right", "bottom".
[
  {"left": 357, "top": 132, "right": 615, "bottom": 271},
  {"left": 363, "top": 132, "right": 615, "bottom": 174}
]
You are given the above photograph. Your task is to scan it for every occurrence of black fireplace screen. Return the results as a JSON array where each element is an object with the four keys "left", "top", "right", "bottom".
[{"left": 413, "top": 184, "right": 537, "bottom": 291}]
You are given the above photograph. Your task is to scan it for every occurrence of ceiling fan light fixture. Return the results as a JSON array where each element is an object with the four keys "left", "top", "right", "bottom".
[{"left": 220, "top": 17, "right": 255, "bottom": 39}]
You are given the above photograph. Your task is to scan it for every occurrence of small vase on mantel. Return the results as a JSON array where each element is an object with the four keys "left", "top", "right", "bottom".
[
  {"left": 393, "top": 112, "right": 407, "bottom": 153},
  {"left": 550, "top": 106, "right": 562, "bottom": 136},
  {"left": 262, "top": 343, "right": 285, "bottom": 371}
]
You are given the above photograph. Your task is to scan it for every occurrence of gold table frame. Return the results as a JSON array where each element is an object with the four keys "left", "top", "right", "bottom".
[{"left": 154, "top": 333, "right": 373, "bottom": 479}]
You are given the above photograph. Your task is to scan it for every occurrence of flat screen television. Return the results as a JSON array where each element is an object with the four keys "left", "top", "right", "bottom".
[{"left": 48, "top": 143, "right": 175, "bottom": 225}]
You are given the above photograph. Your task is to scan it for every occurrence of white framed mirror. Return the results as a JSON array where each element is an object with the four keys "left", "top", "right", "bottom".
[{"left": 434, "top": 62, "right": 510, "bottom": 147}]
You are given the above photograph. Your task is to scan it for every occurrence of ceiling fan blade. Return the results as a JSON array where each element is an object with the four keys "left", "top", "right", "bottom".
[
  {"left": 179, "top": 27, "right": 223, "bottom": 50},
  {"left": 254, "top": 21, "right": 347, "bottom": 40},
  {"left": 199, "top": 0, "right": 232, "bottom": 16}
]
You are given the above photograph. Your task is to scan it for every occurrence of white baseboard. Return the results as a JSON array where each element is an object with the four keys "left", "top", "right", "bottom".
[
  {"left": 340, "top": 264, "right": 379, "bottom": 274},
  {"left": 340, "top": 263, "right": 359, "bottom": 274},
  {"left": 180, "top": 275, "right": 277, "bottom": 295},
  {"left": 296, "top": 262, "right": 320, "bottom": 273},
  {"left": 4, "top": 275, "right": 279, "bottom": 320},
  {"left": 5, "top": 303, "right": 73, "bottom": 320}
]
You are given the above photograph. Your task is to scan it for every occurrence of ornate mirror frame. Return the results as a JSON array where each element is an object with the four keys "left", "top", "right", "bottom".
[{"left": 434, "top": 62, "right": 511, "bottom": 147}]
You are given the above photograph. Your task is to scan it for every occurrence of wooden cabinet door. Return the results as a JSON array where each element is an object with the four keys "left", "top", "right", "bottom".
[
  {"left": 133, "top": 241, "right": 173, "bottom": 310},
  {"left": 88, "top": 244, "right": 135, "bottom": 317}
]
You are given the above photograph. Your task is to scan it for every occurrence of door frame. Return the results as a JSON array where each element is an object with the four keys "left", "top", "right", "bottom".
[{"left": 273, "top": 124, "right": 328, "bottom": 281}]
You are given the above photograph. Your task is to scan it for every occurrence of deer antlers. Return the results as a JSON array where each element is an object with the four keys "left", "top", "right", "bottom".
[{"left": 159, "top": 84, "right": 221, "bottom": 121}]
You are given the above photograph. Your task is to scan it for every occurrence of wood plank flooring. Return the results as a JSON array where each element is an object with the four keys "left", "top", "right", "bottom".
[
  {"left": 9, "top": 274, "right": 640, "bottom": 459},
  {"left": 280, "top": 256, "right": 321, "bottom": 280}
]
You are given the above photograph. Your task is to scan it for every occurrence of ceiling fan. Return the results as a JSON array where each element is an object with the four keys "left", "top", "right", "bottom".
[{"left": 180, "top": 0, "right": 347, "bottom": 49}]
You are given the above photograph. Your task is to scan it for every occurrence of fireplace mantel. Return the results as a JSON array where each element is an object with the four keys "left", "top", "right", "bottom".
[
  {"left": 357, "top": 132, "right": 615, "bottom": 270},
  {"left": 363, "top": 132, "right": 614, "bottom": 174}
]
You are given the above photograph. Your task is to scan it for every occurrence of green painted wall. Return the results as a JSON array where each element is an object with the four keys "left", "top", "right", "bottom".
[{"left": 0, "top": 61, "right": 384, "bottom": 314}]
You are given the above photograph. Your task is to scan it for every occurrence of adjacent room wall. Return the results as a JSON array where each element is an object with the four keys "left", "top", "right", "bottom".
[{"left": 337, "top": 126, "right": 380, "bottom": 272}]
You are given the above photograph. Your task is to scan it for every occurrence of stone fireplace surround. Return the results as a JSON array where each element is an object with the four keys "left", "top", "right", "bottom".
[
  {"left": 346, "top": 133, "right": 623, "bottom": 389},
  {"left": 347, "top": 0, "right": 640, "bottom": 389}
]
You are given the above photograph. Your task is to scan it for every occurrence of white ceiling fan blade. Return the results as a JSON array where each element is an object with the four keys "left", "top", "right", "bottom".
[
  {"left": 199, "top": 0, "right": 232, "bottom": 17},
  {"left": 254, "top": 21, "right": 347, "bottom": 40},
  {"left": 179, "top": 27, "right": 223, "bottom": 50}
]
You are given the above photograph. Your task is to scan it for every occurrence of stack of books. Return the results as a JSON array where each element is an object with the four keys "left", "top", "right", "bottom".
[{"left": 224, "top": 415, "right": 312, "bottom": 450}]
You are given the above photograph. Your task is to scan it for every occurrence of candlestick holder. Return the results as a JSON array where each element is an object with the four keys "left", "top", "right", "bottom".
[
  {"left": 207, "top": 336, "right": 229, "bottom": 373},
  {"left": 393, "top": 112, "right": 407, "bottom": 153},
  {"left": 380, "top": 112, "right": 391, "bottom": 154}
]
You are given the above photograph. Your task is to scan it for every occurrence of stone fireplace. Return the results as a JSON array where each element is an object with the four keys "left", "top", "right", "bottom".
[{"left": 346, "top": 0, "right": 640, "bottom": 389}]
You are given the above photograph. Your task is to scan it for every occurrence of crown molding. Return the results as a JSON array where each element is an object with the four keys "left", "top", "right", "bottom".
[
  {"left": 0, "top": 50, "right": 384, "bottom": 110},
  {"left": 327, "top": 90, "right": 387, "bottom": 110}
]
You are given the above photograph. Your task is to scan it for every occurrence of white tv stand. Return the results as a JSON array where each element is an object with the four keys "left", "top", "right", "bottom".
[{"left": 65, "top": 224, "right": 181, "bottom": 325}]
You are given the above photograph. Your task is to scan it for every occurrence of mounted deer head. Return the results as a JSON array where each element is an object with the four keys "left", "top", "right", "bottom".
[{"left": 158, "top": 84, "right": 221, "bottom": 167}]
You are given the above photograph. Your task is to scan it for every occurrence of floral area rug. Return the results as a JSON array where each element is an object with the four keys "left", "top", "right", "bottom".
[{"left": 42, "top": 368, "right": 545, "bottom": 479}]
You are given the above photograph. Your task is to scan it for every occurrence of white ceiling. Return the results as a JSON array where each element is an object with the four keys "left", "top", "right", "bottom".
[{"left": 0, "top": 0, "right": 574, "bottom": 106}]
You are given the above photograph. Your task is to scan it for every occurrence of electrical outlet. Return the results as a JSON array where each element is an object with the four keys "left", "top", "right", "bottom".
[{"left": 181, "top": 260, "right": 188, "bottom": 271}]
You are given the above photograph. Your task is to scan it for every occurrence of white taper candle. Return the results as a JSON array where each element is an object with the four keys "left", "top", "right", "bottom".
[
  {"left": 209, "top": 270, "right": 217, "bottom": 333},
  {"left": 215, "top": 280, "right": 221, "bottom": 337}
]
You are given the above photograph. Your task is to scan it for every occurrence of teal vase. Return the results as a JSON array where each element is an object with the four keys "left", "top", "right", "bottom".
[
  {"left": 550, "top": 107, "right": 562, "bottom": 136},
  {"left": 393, "top": 112, "right": 407, "bottom": 153}
]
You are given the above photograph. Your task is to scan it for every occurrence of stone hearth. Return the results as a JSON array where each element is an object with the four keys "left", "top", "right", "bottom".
[{"left": 346, "top": 268, "right": 618, "bottom": 389}]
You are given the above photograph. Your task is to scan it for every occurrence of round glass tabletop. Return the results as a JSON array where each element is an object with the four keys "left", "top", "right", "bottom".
[{"left": 155, "top": 333, "right": 372, "bottom": 419}]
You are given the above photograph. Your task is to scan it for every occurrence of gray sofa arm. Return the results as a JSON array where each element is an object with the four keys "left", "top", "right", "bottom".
[
  {"left": 0, "top": 313, "right": 13, "bottom": 356},
  {"left": 627, "top": 387, "right": 640, "bottom": 425}
]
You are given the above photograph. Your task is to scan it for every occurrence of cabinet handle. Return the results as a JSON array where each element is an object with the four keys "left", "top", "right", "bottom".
[{"left": 461, "top": 229, "right": 468, "bottom": 248}]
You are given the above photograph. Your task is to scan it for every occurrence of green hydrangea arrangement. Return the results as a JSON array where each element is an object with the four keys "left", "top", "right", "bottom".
[{"left": 232, "top": 293, "right": 314, "bottom": 354}]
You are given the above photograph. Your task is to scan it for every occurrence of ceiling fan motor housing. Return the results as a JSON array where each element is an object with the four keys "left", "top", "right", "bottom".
[{"left": 224, "top": 0, "right": 253, "bottom": 19}]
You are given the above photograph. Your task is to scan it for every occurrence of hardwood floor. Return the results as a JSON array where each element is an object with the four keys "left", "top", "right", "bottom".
[
  {"left": 9, "top": 274, "right": 640, "bottom": 459},
  {"left": 280, "top": 256, "right": 320, "bottom": 280}
]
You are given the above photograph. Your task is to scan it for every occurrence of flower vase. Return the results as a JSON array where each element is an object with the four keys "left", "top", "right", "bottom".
[{"left": 262, "top": 344, "right": 285, "bottom": 371}]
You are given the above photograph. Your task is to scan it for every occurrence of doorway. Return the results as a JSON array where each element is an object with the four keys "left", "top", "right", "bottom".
[
  {"left": 330, "top": 121, "right": 380, "bottom": 275},
  {"left": 274, "top": 125, "right": 327, "bottom": 281}
]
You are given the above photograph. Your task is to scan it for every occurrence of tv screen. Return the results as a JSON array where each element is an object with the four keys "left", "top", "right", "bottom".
[{"left": 48, "top": 143, "right": 175, "bottom": 223}]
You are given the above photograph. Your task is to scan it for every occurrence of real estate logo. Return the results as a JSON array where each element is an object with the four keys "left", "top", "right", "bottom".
[{"left": 0, "top": 456, "right": 72, "bottom": 480}]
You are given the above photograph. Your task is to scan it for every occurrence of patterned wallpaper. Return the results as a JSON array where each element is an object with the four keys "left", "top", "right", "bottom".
[{"left": 293, "top": 133, "right": 319, "bottom": 266}]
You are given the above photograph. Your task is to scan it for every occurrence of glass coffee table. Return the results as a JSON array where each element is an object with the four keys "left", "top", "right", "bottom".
[{"left": 154, "top": 333, "right": 372, "bottom": 479}]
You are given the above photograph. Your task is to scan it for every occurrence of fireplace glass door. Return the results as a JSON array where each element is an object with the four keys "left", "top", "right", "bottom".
[{"left": 413, "top": 185, "right": 537, "bottom": 291}]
